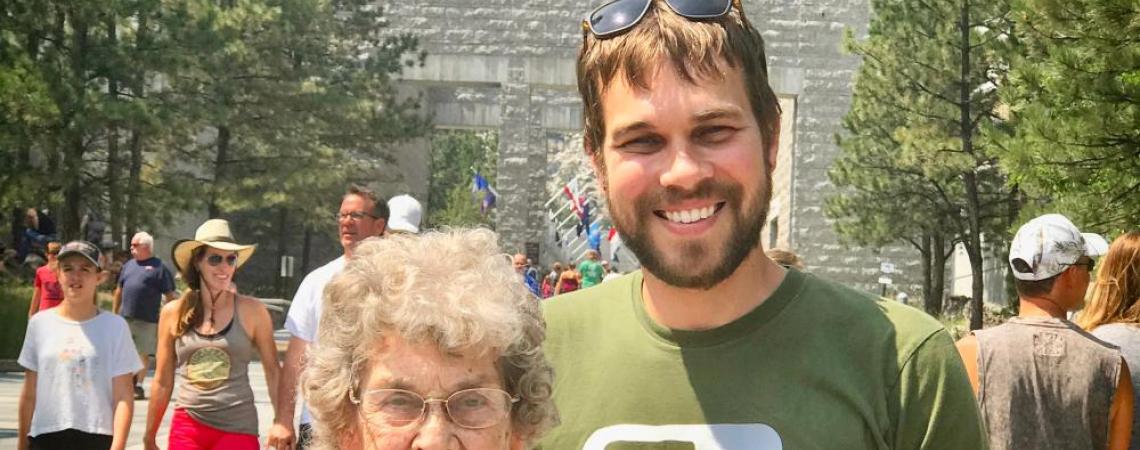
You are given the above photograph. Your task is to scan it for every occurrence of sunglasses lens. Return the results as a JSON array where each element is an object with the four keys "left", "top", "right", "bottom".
[
  {"left": 667, "top": 0, "right": 732, "bottom": 17},
  {"left": 588, "top": 0, "right": 650, "bottom": 36},
  {"left": 206, "top": 254, "right": 238, "bottom": 266}
]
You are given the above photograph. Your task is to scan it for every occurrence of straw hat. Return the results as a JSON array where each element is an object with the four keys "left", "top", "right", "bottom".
[{"left": 172, "top": 219, "right": 257, "bottom": 273}]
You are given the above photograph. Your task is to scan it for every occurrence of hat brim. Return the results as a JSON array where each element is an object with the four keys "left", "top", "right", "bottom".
[
  {"left": 1083, "top": 233, "right": 1109, "bottom": 258},
  {"left": 173, "top": 239, "right": 256, "bottom": 273}
]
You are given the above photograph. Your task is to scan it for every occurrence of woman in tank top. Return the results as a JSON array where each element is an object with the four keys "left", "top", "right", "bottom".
[
  {"left": 1079, "top": 231, "right": 1140, "bottom": 450},
  {"left": 554, "top": 262, "right": 581, "bottom": 295},
  {"left": 143, "top": 219, "right": 280, "bottom": 450}
]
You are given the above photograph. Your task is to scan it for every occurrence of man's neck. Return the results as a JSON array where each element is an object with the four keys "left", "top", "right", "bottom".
[
  {"left": 641, "top": 249, "right": 785, "bottom": 331},
  {"left": 1018, "top": 295, "right": 1069, "bottom": 319}
]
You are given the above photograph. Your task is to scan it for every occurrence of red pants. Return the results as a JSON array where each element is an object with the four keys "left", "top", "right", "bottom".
[{"left": 169, "top": 409, "right": 259, "bottom": 450}]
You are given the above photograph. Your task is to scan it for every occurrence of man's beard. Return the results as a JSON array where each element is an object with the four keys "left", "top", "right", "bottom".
[{"left": 609, "top": 176, "right": 770, "bottom": 290}]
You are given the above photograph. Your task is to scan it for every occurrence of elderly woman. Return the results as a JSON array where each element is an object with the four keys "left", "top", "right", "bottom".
[{"left": 303, "top": 229, "right": 558, "bottom": 450}]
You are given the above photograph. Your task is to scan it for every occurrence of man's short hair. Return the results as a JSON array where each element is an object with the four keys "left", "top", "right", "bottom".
[
  {"left": 1015, "top": 276, "right": 1059, "bottom": 298},
  {"left": 346, "top": 184, "right": 390, "bottom": 221},
  {"left": 577, "top": 0, "right": 781, "bottom": 162},
  {"left": 132, "top": 231, "right": 154, "bottom": 247}
]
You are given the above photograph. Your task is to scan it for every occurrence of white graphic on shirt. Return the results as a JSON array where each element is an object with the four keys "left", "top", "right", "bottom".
[{"left": 583, "top": 423, "right": 782, "bottom": 449}]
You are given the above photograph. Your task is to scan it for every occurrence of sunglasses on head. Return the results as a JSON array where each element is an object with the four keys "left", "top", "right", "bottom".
[
  {"left": 205, "top": 253, "right": 238, "bottom": 267},
  {"left": 583, "top": 0, "right": 734, "bottom": 38}
]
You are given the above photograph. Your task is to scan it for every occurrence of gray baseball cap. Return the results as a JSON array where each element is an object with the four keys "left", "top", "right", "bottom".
[{"left": 1008, "top": 214, "right": 1108, "bottom": 281}]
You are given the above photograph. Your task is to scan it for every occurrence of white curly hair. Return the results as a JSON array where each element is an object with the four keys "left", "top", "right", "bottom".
[{"left": 302, "top": 228, "right": 558, "bottom": 449}]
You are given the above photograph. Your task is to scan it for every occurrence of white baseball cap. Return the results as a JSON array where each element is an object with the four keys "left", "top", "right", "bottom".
[
  {"left": 1008, "top": 214, "right": 1109, "bottom": 281},
  {"left": 387, "top": 194, "right": 423, "bottom": 234}
]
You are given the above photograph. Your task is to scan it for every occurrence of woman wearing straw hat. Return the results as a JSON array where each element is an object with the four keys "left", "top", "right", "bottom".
[{"left": 143, "top": 219, "right": 280, "bottom": 450}]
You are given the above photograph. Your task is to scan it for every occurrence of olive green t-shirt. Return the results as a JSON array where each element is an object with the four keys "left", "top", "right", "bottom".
[{"left": 538, "top": 269, "right": 986, "bottom": 450}]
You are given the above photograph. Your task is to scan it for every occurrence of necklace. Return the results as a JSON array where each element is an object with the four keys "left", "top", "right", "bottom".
[{"left": 203, "top": 285, "right": 227, "bottom": 326}]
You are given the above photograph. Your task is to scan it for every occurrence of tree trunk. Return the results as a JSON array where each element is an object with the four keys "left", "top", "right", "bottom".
[
  {"left": 125, "top": 129, "right": 143, "bottom": 240},
  {"left": 301, "top": 228, "right": 312, "bottom": 275},
  {"left": 932, "top": 231, "right": 948, "bottom": 316},
  {"left": 920, "top": 233, "right": 935, "bottom": 314},
  {"left": 275, "top": 207, "right": 288, "bottom": 297},
  {"left": 208, "top": 126, "right": 231, "bottom": 218},
  {"left": 62, "top": 133, "right": 84, "bottom": 241},
  {"left": 106, "top": 16, "right": 122, "bottom": 249},
  {"left": 960, "top": 0, "right": 986, "bottom": 330}
]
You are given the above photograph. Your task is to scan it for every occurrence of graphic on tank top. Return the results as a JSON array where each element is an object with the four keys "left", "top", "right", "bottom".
[{"left": 186, "top": 346, "right": 231, "bottom": 390}]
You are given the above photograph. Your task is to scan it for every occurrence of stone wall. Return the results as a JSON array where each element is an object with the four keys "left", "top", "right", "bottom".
[{"left": 380, "top": 0, "right": 931, "bottom": 299}]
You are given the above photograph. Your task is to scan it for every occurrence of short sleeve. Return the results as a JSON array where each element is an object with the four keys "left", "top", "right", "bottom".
[
  {"left": 285, "top": 275, "right": 318, "bottom": 342},
  {"left": 33, "top": 270, "right": 43, "bottom": 289},
  {"left": 17, "top": 319, "right": 39, "bottom": 371},
  {"left": 890, "top": 329, "right": 988, "bottom": 450},
  {"left": 117, "top": 263, "right": 127, "bottom": 287},
  {"left": 112, "top": 318, "right": 144, "bottom": 376},
  {"left": 161, "top": 265, "right": 176, "bottom": 293}
]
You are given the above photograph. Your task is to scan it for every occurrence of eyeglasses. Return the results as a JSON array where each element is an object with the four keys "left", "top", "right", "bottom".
[
  {"left": 335, "top": 211, "right": 375, "bottom": 223},
  {"left": 350, "top": 387, "right": 519, "bottom": 430},
  {"left": 583, "top": 0, "right": 734, "bottom": 38},
  {"left": 205, "top": 254, "right": 238, "bottom": 267},
  {"left": 1066, "top": 259, "right": 1096, "bottom": 272}
]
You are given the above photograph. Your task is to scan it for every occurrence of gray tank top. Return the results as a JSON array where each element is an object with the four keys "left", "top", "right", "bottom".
[
  {"left": 174, "top": 300, "right": 258, "bottom": 435},
  {"left": 975, "top": 317, "right": 1121, "bottom": 450},
  {"left": 1092, "top": 323, "right": 1140, "bottom": 450}
]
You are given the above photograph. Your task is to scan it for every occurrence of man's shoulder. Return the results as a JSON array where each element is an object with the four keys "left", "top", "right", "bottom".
[
  {"left": 798, "top": 273, "right": 947, "bottom": 355},
  {"left": 544, "top": 271, "right": 638, "bottom": 323}
]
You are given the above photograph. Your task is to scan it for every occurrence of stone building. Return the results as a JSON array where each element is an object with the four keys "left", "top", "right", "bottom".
[{"left": 378, "top": 0, "right": 930, "bottom": 297}]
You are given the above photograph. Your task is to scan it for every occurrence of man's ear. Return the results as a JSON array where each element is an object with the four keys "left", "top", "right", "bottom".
[{"left": 765, "top": 118, "right": 781, "bottom": 174}]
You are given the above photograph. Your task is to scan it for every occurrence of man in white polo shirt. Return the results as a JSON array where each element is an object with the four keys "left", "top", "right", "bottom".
[{"left": 268, "top": 185, "right": 388, "bottom": 450}]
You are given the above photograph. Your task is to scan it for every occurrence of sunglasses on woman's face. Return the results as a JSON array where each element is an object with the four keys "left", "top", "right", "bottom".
[
  {"left": 583, "top": 0, "right": 734, "bottom": 38},
  {"left": 205, "top": 254, "right": 238, "bottom": 267}
]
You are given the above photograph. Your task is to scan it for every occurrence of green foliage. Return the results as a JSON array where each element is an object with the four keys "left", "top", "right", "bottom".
[
  {"left": 830, "top": 0, "right": 1020, "bottom": 321},
  {"left": 427, "top": 130, "right": 498, "bottom": 228},
  {"left": 1000, "top": 0, "right": 1140, "bottom": 233},
  {"left": 0, "top": 0, "right": 430, "bottom": 242},
  {"left": 0, "top": 284, "right": 32, "bottom": 359}
]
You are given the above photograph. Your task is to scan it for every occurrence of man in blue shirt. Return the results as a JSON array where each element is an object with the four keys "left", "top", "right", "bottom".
[{"left": 113, "top": 231, "right": 176, "bottom": 399}]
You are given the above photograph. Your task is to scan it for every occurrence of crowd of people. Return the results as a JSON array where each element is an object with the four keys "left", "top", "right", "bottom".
[{"left": 10, "top": 1, "right": 1140, "bottom": 449}]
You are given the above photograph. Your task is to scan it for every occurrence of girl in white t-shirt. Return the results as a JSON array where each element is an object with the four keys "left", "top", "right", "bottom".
[{"left": 17, "top": 241, "right": 142, "bottom": 450}]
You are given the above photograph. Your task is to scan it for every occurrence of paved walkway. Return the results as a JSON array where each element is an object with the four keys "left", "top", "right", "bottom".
[{"left": 0, "top": 330, "right": 298, "bottom": 449}]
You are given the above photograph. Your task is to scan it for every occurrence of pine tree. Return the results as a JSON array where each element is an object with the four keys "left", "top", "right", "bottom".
[
  {"left": 831, "top": 0, "right": 1020, "bottom": 327},
  {"left": 1000, "top": 0, "right": 1140, "bottom": 233}
]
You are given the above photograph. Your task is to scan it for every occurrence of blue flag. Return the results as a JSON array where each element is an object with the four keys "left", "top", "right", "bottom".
[{"left": 472, "top": 172, "right": 498, "bottom": 214}]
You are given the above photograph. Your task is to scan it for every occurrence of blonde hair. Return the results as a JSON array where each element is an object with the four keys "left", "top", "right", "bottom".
[
  {"left": 1079, "top": 232, "right": 1140, "bottom": 330},
  {"left": 302, "top": 229, "right": 558, "bottom": 449},
  {"left": 577, "top": 0, "right": 780, "bottom": 167}
]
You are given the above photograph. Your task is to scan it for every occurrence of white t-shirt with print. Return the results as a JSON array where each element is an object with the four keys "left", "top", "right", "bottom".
[
  {"left": 18, "top": 309, "right": 143, "bottom": 437},
  {"left": 284, "top": 255, "right": 346, "bottom": 425}
]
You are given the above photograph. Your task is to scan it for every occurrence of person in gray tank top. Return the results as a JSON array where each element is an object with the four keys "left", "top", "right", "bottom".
[
  {"left": 956, "top": 214, "right": 1133, "bottom": 450},
  {"left": 142, "top": 219, "right": 281, "bottom": 450},
  {"left": 1080, "top": 231, "right": 1140, "bottom": 450}
]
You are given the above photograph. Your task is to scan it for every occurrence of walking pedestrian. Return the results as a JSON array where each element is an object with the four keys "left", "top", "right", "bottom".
[
  {"left": 957, "top": 214, "right": 1131, "bottom": 450},
  {"left": 268, "top": 185, "right": 388, "bottom": 450},
  {"left": 17, "top": 241, "right": 140, "bottom": 450},
  {"left": 113, "top": 231, "right": 177, "bottom": 399},
  {"left": 143, "top": 219, "right": 280, "bottom": 450},
  {"left": 578, "top": 249, "right": 605, "bottom": 288},
  {"left": 1080, "top": 231, "right": 1140, "bottom": 449},
  {"left": 28, "top": 242, "right": 63, "bottom": 317}
]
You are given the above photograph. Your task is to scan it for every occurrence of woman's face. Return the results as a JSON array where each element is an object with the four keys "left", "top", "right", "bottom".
[
  {"left": 347, "top": 333, "right": 523, "bottom": 450},
  {"left": 195, "top": 247, "right": 238, "bottom": 292}
]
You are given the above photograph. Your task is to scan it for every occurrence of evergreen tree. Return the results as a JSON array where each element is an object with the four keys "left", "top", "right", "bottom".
[
  {"left": 831, "top": 0, "right": 1020, "bottom": 327},
  {"left": 1000, "top": 0, "right": 1140, "bottom": 233}
]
